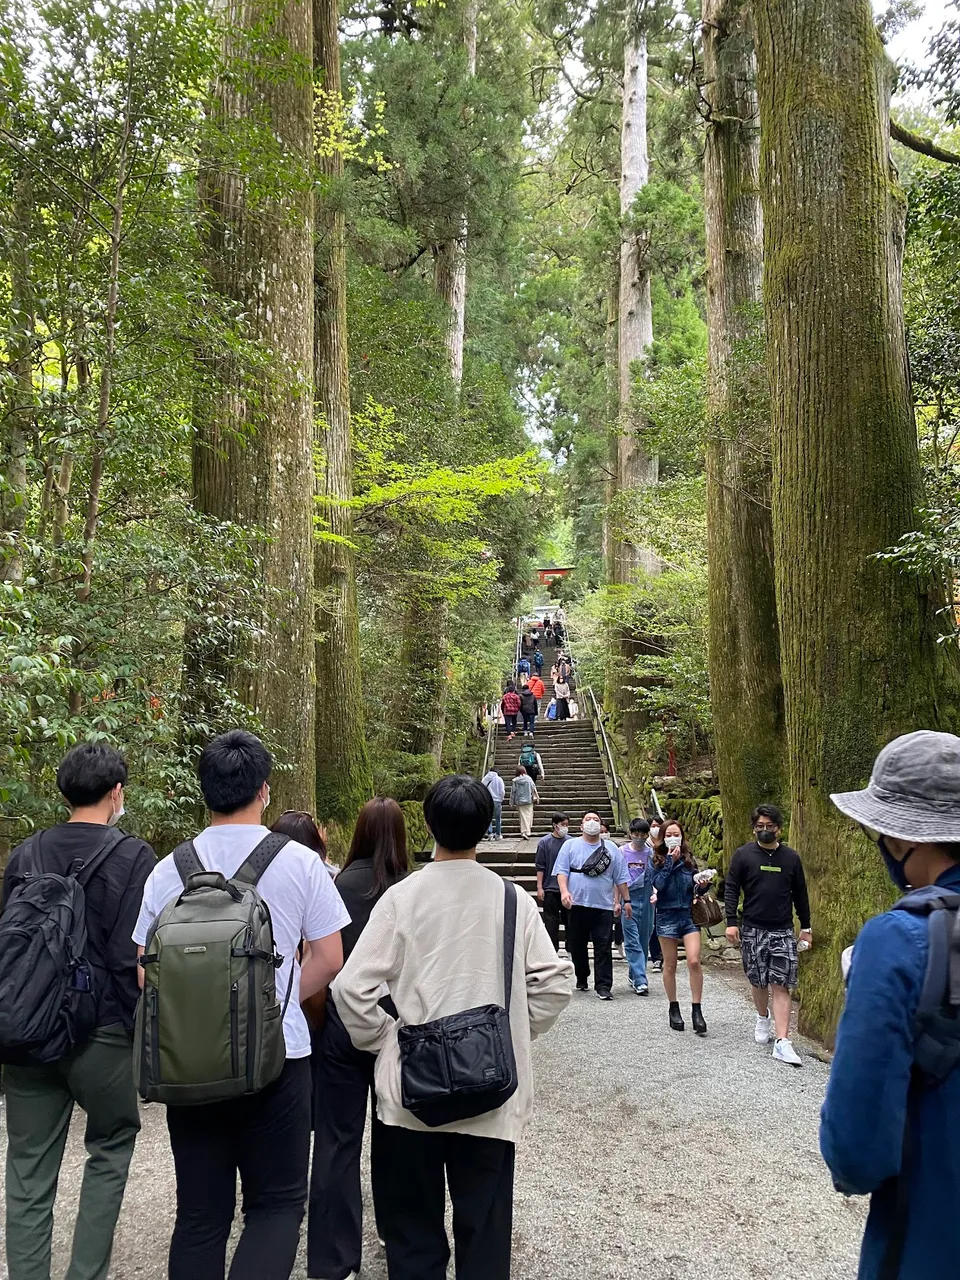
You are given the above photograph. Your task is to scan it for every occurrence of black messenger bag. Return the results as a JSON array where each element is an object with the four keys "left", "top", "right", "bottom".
[{"left": 398, "top": 879, "right": 518, "bottom": 1127}]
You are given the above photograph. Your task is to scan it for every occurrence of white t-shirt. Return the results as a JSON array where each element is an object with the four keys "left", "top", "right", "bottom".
[{"left": 132, "top": 824, "right": 351, "bottom": 1059}]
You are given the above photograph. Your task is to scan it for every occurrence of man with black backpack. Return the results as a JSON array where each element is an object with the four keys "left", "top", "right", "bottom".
[
  {"left": 822, "top": 730, "right": 960, "bottom": 1280},
  {"left": 132, "top": 730, "right": 350, "bottom": 1280},
  {"left": 0, "top": 742, "right": 155, "bottom": 1280}
]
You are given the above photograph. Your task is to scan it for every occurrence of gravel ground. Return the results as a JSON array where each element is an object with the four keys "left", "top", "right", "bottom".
[{"left": 0, "top": 961, "right": 866, "bottom": 1279}]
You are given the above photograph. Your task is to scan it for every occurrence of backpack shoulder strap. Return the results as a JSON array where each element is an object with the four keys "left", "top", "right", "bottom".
[
  {"left": 173, "top": 840, "right": 204, "bottom": 886},
  {"left": 72, "top": 826, "right": 128, "bottom": 888},
  {"left": 502, "top": 879, "right": 518, "bottom": 1015},
  {"left": 233, "top": 832, "right": 290, "bottom": 887}
]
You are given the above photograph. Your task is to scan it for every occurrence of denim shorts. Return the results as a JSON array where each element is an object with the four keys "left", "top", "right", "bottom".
[{"left": 656, "top": 906, "right": 699, "bottom": 939}]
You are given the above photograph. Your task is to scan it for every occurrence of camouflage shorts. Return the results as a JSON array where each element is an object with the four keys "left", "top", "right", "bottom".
[{"left": 740, "top": 925, "right": 798, "bottom": 991}]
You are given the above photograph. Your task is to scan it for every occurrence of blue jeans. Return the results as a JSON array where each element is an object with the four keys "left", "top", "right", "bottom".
[
  {"left": 487, "top": 801, "right": 502, "bottom": 838},
  {"left": 622, "top": 884, "right": 654, "bottom": 987}
]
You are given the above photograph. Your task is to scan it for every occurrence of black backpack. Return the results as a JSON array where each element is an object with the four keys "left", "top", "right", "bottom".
[
  {"left": 874, "top": 887, "right": 960, "bottom": 1280},
  {"left": 892, "top": 886, "right": 960, "bottom": 1084},
  {"left": 0, "top": 827, "right": 127, "bottom": 1065}
]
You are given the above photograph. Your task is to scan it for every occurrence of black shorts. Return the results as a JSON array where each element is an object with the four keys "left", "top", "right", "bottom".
[{"left": 740, "top": 925, "right": 798, "bottom": 991}]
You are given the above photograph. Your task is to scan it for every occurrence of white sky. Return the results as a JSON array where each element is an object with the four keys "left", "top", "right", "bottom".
[{"left": 879, "top": 0, "right": 954, "bottom": 65}]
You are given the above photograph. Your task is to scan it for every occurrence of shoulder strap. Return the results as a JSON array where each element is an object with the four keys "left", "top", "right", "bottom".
[
  {"left": 173, "top": 840, "right": 204, "bottom": 886},
  {"left": 73, "top": 826, "right": 128, "bottom": 888},
  {"left": 233, "top": 832, "right": 290, "bottom": 887},
  {"left": 502, "top": 879, "right": 518, "bottom": 1015}
]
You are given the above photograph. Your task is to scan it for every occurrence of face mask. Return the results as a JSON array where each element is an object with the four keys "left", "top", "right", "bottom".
[
  {"left": 583, "top": 819, "right": 602, "bottom": 837},
  {"left": 665, "top": 835, "right": 682, "bottom": 850},
  {"left": 557, "top": 826, "right": 569, "bottom": 838},
  {"left": 756, "top": 829, "right": 778, "bottom": 845},
  {"left": 260, "top": 785, "right": 271, "bottom": 816},
  {"left": 878, "top": 836, "right": 913, "bottom": 893},
  {"left": 650, "top": 826, "right": 660, "bottom": 840},
  {"left": 108, "top": 803, "right": 124, "bottom": 828}
]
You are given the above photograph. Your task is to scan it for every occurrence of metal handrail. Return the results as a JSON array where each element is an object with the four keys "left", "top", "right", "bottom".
[{"left": 585, "top": 684, "right": 630, "bottom": 832}]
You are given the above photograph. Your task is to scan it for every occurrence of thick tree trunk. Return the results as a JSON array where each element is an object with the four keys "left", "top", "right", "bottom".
[
  {"left": 192, "top": 0, "right": 316, "bottom": 811},
  {"left": 702, "top": 0, "right": 786, "bottom": 864},
  {"left": 394, "top": 589, "right": 449, "bottom": 767},
  {"left": 313, "top": 0, "right": 373, "bottom": 822},
  {"left": 432, "top": 0, "right": 477, "bottom": 387},
  {"left": 754, "top": 0, "right": 960, "bottom": 1040},
  {"left": 616, "top": 27, "right": 657, "bottom": 582},
  {"left": 1, "top": 175, "right": 34, "bottom": 585}
]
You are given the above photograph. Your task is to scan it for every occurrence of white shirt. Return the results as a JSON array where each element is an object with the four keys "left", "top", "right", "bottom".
[{"left": 132, "top": 824, "right": 351, "bottom": 1058}]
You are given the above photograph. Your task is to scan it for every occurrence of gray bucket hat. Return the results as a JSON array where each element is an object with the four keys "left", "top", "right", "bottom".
[{"left": 831, "top": 730, "right": 960, "bottom": 842}]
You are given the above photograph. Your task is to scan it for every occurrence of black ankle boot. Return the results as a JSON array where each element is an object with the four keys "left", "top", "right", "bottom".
[
  {"left": 668, "top": 1002, "right": 684, "bottom": 1032},
  {"left": 691, "top": 1003, "right": 707, "bottom": 1036}
]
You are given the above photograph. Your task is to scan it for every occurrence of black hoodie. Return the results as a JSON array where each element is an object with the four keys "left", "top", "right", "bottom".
[{"left": 3, "top": 823, "right": 156, "bottom": 1032}]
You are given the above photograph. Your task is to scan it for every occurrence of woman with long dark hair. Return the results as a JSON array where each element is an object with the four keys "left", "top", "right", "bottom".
[
  {"left": 652, "top": 819, "right": 707, "bottom": 1036},
  {"left": 271, "top": 810, "right": 340, "bottom": 877},
  {"left": 305, "top": 798, "right": 408, "bottom": 1280}
]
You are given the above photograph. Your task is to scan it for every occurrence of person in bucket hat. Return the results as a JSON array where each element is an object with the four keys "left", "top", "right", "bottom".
[{"left": 820, "top": 730, "right": 960, "bottom": 1280}]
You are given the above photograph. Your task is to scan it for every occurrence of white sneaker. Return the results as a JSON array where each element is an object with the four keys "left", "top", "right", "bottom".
[
  {"left": 754, "top": 1012, "right": 773, "bottom": 1044},
  {"left": 773, "top": 1038, "right": 802, "bottom": 1067}
]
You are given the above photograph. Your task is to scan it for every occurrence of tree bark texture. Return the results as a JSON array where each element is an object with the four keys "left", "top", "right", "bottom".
[
  {"left": 431, "top": 0, "right": 477, "bottom": 388},
  {"left": 754, "top": 0, "right": 960, "bottom": 1040},
  {"left": 1, "top": 175, "right": 34, "bottom": 585},
  {"left": 702, "top": 0, "right": 786, "bottom": 865},
  {"left": 313, "top": 0, "right": 373, "bottom": 822},
  {"left": 616, "top": 28, "right": 657, "bottom": 583},
  {"left": 193, "top": 0, "right": 316, "bottom": 811}
]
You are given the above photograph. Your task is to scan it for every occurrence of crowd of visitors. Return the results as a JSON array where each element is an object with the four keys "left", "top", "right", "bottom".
[{"left": 1, "top": 713, "right": 958, "bottom": 1279}]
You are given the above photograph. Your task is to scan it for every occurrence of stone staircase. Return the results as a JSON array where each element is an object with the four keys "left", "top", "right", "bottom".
[{"left": 478, "top": 637, "right": 617, "bottom": 910}]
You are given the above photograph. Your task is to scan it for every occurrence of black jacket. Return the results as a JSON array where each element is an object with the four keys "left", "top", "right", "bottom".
[
  {"left": 519, "top": 688, "right": 538, "bottom": 715},
  {"left": 3, "top": 823, "right": 156, "bottom": 1033},
  {"left": 723, "top": 840, "right": 811, "bottom": 932},
  {"left": 334, "top": 857, "right": 408, "bottom": 961}
]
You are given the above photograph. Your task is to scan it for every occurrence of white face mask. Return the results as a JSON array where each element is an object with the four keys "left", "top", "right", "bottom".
[
  {"left": 665, "top": 834, "right": 682, "bottom": 850},
  {"left": 650, "top": 826, "right": 660, "bottom": 839},
  {"left": 108, "top": 803, "right": 124, "bottom": 828},
  {"left": 557, "top": 825, "right": 569, "bottom": 838},
  {"left": 583, "top": 819, "right": 602, "bottom": 837},
  {"left": 260, "top": 784, "right": 271, "bottom": 816}
]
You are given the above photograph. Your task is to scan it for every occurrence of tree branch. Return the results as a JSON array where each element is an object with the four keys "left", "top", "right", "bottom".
[{"left": 891, "top": 118, "right": 960, "bottom": 166}]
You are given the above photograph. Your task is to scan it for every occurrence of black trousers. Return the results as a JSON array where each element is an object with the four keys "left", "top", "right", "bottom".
[
  {"left": 374, "top": 1124, "right": 514, "bottom": 1280},
  {"left": 307, "top": 1000, "right": 384, "bottom": 1280},
  {"left": 166, "top": 1057, "right": 311, "bottom": 1280},
  {"left": 567, "top": 905, "right": 614, "bottom": 993},
  {"left": 541, "top": 888, "right": 568, "bottom": 952}
]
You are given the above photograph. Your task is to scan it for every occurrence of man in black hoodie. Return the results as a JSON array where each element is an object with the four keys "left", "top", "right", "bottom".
[{"left": 2, "top": 742, "right": 156, "bottom": 1280}]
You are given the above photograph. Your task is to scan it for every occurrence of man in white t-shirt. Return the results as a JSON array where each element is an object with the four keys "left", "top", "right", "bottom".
[{"left": 133, "top": 730, "right": 350, "bottom": 1280}]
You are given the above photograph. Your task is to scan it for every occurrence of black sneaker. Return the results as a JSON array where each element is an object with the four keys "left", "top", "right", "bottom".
[
  {"left": 576, "top": 982, "right": 589, "bottom": 992},
  {"left": 597, "top": 990, "right": 613, "bottom": 1001},
  {"left": 651, "top": 959, "right": 663, "bottom": 973}
]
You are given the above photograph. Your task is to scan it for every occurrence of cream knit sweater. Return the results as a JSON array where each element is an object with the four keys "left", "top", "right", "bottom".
[{"left": 332, "top": 858, "right": 573, "bottom": 1141}]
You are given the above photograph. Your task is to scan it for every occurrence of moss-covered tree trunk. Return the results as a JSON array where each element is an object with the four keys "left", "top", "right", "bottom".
[
  {"left": 192, "top": 0, "right": 316, "bottom": 811},
  {"left": 1, "top": 175, "right": 34, "bottom": 585},
  {"left": 754, "top": 0, "right": 960, "bottom": 1040},
  {"left": 703, "top": 0, "right": 786, "bottom": 864},
  {"left": 313, "top": 0, "right": 373, "bottom": 822}
]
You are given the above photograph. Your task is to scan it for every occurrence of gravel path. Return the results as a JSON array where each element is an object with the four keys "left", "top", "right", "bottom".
[{"left": 0, "top": 962, "right": 866, "bottom": 1279}]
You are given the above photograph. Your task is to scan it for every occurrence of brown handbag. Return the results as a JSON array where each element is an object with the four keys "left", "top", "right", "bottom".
[{"left": 691, "top": 892, "right": 723, "bottom": 929}]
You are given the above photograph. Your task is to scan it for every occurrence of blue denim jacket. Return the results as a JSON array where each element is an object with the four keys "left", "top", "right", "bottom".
[
  {"left": 820, "top": 864, "right": 960, "bottom": 1279},
  {"left": 652, "top": 855, "right": 694, "bottom": 910}
]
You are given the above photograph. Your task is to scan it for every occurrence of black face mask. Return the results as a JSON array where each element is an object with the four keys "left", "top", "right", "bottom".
[{"left": 756, "top": 830, "right": 778, "bottom": 846}]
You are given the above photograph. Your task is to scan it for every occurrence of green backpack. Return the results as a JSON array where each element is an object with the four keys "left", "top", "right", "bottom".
[{"left": 134, "top": 833, "right": 292, "bottom": 1105}]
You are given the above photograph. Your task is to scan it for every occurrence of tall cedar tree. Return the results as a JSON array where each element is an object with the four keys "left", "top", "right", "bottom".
[
  {"left": 754, "top": 0, "right": 960, "bottom": 1039},
  {"left": 192, "top": 0, "right": 317, "bottom": 810},
  {"left": 702, "top": 0, "right": 786, "bottom": 861},
  {"left": 314, "top": 0, "right": 374, "bottom": 821}
]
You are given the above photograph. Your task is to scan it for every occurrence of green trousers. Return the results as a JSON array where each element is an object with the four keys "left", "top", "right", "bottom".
[{"left": 4, "top": 1024, "right": 141, "bottom": 1280}]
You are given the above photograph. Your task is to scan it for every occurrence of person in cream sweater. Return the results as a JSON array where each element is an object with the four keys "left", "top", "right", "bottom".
[{"left": 332, "top": 774, "right": 573, "bottom": 1280}]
